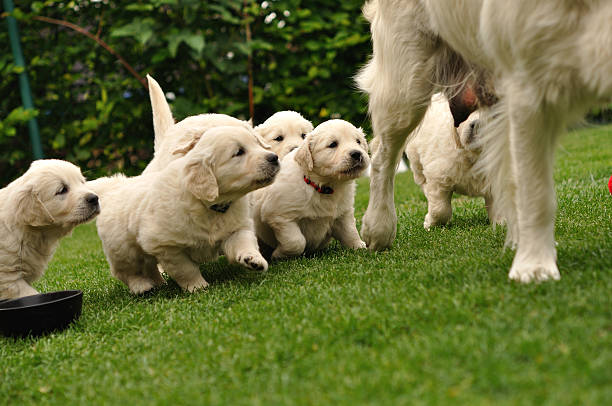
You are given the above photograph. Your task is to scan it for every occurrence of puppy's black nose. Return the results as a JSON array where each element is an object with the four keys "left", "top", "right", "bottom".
[
  {"left": 350, "top": 150, "right": 362, "bottom": 161},
  {"left": 267, "top": 153, "right": 279, "bottom": 165},
  {"left": 86, "top": 193, "right": 99, "bottom": 206}
]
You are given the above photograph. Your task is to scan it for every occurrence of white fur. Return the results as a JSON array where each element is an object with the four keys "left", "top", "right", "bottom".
[
  {"left": 357, "top": 0, "right": 612, "bottom": 282},
  {"left": 0, "top": 160, "right": 99, "bottom": 299},
  {"left": 90, "top": 126, "right": 279, "bottom": 294},
  {"left": 143, "top": 75, "right": 252, "bottom": 174},
  {"left": 253, "top": 111, "right": 313, "bottom": 158},
  {"left": 251, "top": 120, "right": 370, "bottom": 259},
  {"left": 402, "top": 93, "right": 497, "bottom": 229}
]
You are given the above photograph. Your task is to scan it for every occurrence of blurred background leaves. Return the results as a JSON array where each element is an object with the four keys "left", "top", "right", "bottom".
[{"left": 0, "top": 0, "right": 372, "bottom": 182}]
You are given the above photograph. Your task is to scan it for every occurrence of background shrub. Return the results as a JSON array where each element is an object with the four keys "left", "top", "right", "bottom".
[{"left": 0, "top": 0, "right": 371, "bottom": 184}]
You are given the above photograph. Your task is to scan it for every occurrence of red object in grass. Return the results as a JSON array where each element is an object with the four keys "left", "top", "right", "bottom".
[{"left": 608, "top": 174, "right": 612, "bottom": 194}]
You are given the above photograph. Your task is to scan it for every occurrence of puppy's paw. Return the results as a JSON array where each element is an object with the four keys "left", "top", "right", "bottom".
[
  {"left": 238, "top": 252, "right": 268, "bottom": 271},
  {"left": 183, "top": 277, "right": 209, "bottom": 293},
  {"left": 128, "top": 276, "right": 157, "bottom": 295},
  {"left": 349, "top": 240, "right": 367, "bottom": 249},
  {"left": 271, "top": 247, "right": 288, "bottom": 260}
]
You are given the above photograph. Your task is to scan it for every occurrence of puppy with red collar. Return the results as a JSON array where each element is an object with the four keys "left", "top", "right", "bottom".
[{"left": 251, "top": 120, "right": 370, "bottom": 259}]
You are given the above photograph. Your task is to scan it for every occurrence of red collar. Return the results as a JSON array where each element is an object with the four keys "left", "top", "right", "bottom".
[{"left": 303, "top": 175, "right": 333, "bottom": 194}]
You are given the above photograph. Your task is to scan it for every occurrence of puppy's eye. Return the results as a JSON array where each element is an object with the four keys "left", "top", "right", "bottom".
[
  {"left": 328, "top": 141, "right": 338, "bottom": 148},
  {"left": 56, "top": 185, "right": 69, "bottom": 195},
  {"left": 301, "top": 133, "right": 306, "bottom": 139},
  {"left": 234, "top": 147, "right": 245, "bottom": 157},
  {"left": 356, "top": 139, "right": 361, "bottom": 145},
  {"left": 273, "top": 135, "right": 284, "bottom": 142}
]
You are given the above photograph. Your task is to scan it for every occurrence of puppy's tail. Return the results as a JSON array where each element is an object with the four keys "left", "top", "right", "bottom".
[
  {"left": 87, "top": 174, "right": 127, "bottom": 198},
  {"left": 474, "top": 101, "right": 518, "bottom": 247},
  {"left": 147, "top": 74, "right": 174, "bottom": 153}
]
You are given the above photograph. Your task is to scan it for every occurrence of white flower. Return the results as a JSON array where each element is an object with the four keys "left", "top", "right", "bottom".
[
  {"left": 283, "top": 10, "right": 290, "bottom": 17},
  {"left": 264, "top": 12, "right": 277, "bottom": 24},
  {"left": 277, "top": 20, "right": 286, "bottom": 28},
  {"left": 165, "top": 92, "right": 176, "bottom": 101},
  {"left": 261, "top": 1, "right": 269, "bottom": 9},
  {"left": 226, "top": 51, "right": 234, "bottom": 59}
]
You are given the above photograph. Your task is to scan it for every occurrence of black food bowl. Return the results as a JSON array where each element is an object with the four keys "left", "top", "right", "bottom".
[{"left": 0, "top": 290, "right": 83, "bottom": 337}]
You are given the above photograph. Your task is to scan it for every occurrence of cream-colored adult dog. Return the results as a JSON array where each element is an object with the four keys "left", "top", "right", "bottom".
[
  {"left": 142, "top": 75, "right": 252, "bottom": 174},
  {"left": 90, "top": 126, "right": 279, "bottom": 294},
  {"left": 251, "top": 120, "right": 370, "bottom": 259},
  {"left": 0, "top": 160, "right": 100, "bottom": 299},
  {"left": 254, "top": 111, "right": 313, "bottom": 158},
  {"left": 357, "top": 0, "right": 612, "bottom": 282},
  {"left": 403, "top": 93, "right": 496, "bottom": 229}
]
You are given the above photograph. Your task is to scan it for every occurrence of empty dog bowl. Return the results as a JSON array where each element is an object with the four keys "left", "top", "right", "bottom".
[{"left": 0, "top": 290, "right": 83, "bottom": 337}]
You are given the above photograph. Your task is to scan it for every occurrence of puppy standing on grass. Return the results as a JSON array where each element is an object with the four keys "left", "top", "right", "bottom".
[
  {"left": 90, "top": 126, "right": 279, "bottom": 294},
  {"left": 251, "top": 120, "right": 370, "bottom": 259},
  {"left": 254, "top": 111, "right": 313, "bottom": 158},
  {"left": 402, "top": 93, "right": 499, "bottom": 229},
  {"left": 0, "top": 160, "right": 100, "bottom": 300}
]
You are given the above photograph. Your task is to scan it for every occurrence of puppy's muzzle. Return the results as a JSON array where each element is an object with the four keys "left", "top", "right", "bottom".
[
  {"left": 350, "top": 150, "right": 363, "bottom": 163},
  {"left": 85, "top": 193, "right": 100, "bottom": 213},
  {"left": 266, "top": 153, "right": 279, "bottom": 166}
]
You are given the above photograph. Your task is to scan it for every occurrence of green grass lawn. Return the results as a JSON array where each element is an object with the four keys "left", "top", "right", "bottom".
[{"left": 1, "top": 125, "right": 611, "bottom": 405}]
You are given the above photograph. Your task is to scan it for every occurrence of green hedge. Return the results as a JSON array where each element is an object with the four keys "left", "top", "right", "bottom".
[{"left": 1, "top": 0, "right": 371, "bottom": 184}]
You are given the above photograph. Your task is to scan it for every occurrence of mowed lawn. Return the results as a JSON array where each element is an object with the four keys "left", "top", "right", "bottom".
[{"left": 1, "top": 125, "right": 610, "bottom": 405}]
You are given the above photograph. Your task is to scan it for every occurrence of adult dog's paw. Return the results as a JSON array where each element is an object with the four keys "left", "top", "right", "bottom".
[
  {"left": 238, "top": 252, "right": 268, "bottom": 271},
  {"left": 361, "top": 208, "right": 396, "bottom": 251},
  {"left": 508, "top": 254, "right": 560, "bottom": 283}
]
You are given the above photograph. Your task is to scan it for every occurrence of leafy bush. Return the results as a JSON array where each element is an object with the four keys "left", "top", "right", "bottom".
[{"left": 0, "top": 0, "right": 371, "bottom": 184}]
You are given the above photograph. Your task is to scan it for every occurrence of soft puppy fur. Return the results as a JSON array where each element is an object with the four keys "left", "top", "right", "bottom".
[
  {"left": 403, "top": 93, "right": 497, "bottom": 229},
  {"left": 0, "top": 160, "right": 100, "bottom": 299},
  {"left": 90, "top": 126, "right": 279, "bottom": 294},
  {"left": 251, "top": 119, "right": 370, "bottom": 259},
  {"left": 253, "top": 111, "right": 314, "bottom": 158},
  {"left": 357, "top": 0, "right": 612, "bottom": 282},
  {"left": 142, "top": 75, "right": 252, "bottom": 174}
]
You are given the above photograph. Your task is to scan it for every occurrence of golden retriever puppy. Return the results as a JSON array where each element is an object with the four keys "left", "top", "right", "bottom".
[
  {"left": 90, "top": 126, "right": 279, "bottom": 294},
  {"left": 357, "top": 0, "right": 612, "bottom": 282},
  {"left": 254, "top": 111, "right": 313, "bottom": 158},
  {"left": 403, "top": 93, "right": 498, "bottom": 229},
  {"left": 0, "top": 160, "right": 100, "bottom": 299},
  {"left": 251, "top": 120, "right": 369, "bottom": 259},
  {"left": 142, "top": 75, "right": 252, "bottom": 174}
]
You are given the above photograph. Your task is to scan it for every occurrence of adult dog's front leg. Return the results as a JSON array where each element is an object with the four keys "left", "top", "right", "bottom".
[
  {"left": 223, "top": 228, "right": 268, "bottom": 271},
  {"left": 507, "top": 95, "right": 561, "bottom": 283},
  {"left": 269, "top": 221, "right": 306, "bottom": 260}
]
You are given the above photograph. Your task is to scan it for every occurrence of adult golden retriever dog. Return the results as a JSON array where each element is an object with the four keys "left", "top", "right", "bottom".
[
  {"left": 0, "top": 160, "right": 100, "bottom": 299},
  {"left": 357, "top": 0, "right": 611, "bottom": 282}
]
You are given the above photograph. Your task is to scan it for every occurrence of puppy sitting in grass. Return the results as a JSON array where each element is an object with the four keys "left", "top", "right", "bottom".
[
  {"left": 254, "top": 111, "right": 313, "bottom": 159},
  {"left": 251, "top": 119, "right": 370, "bottom": 259},
  {"left": 90, "top": 126, "right": 279, "bottom": 294},
  {"left": 0, "top": 160, "right": 100, "bottom": 299},
  {"left": 402, "top": 93, "right": 499, "bottom": 229}
]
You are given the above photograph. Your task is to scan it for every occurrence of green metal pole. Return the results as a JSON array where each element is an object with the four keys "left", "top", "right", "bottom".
[{"left": 4, "top": 0, "right": 44, "bottom": 159}]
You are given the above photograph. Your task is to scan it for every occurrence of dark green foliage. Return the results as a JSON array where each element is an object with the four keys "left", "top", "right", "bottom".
[{"left": 0, "top": 0, "right": 371, "bottom": 184}]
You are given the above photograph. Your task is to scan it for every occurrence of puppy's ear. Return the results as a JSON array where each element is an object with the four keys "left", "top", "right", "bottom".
[
  {"left": 253, "top": 132, "right": 271, "bottom": 149},
  {"left": 172, "top": 136, "right": 201, "bottom": 156},
  {"left": 184, "top": 154, "right": 218, "bottom": 202},
  {"left": 14, "top": 187, "right": 54, "bottom": 226},
  {"left": 357, "top": 127, "right": 370, "bottom": 153},
  {"left": 294, "top": 137, "right": 313, "bottom": 171}
]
